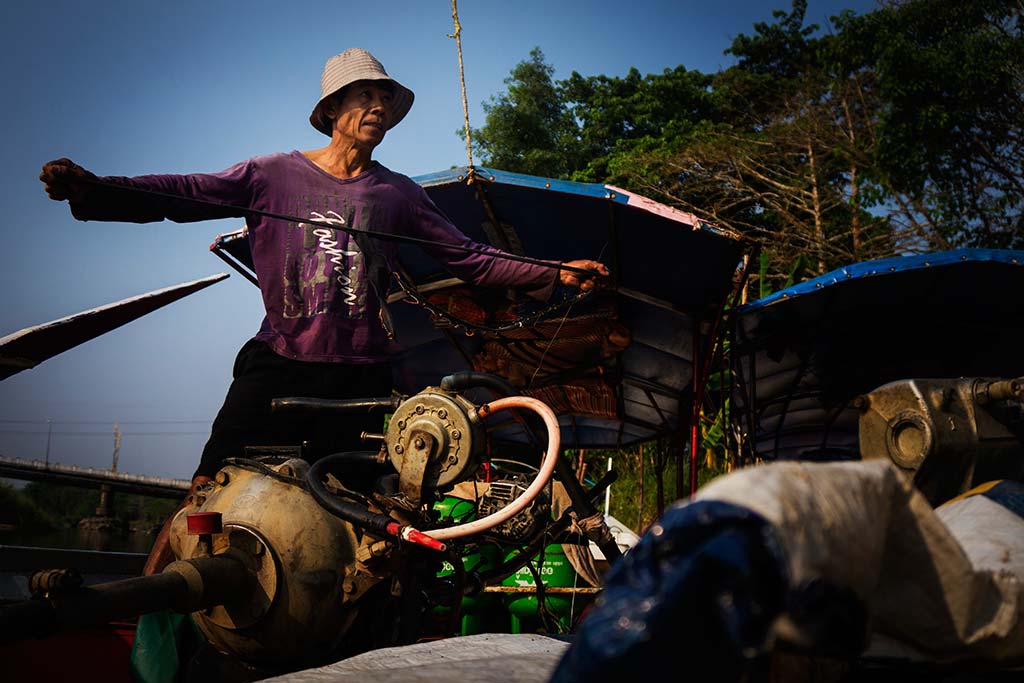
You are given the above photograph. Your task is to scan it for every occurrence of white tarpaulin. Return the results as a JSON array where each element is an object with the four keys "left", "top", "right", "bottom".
[
  {"left": 695, "top": 460, "right": 1024, "bottom": 664},
  {"left": 264, "top": 633, "right": 570, "bottom": 683}
]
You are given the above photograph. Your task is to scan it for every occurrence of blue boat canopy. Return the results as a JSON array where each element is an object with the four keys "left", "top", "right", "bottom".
[
  {"left": 393, "top": 167, "right": 747, "bottom": 449},
  {"left": 212, "top": 166, "right": 749, "bottom": 450},
  {"left": 731, "top": 248, "right": 1024, "bottom": 462}
]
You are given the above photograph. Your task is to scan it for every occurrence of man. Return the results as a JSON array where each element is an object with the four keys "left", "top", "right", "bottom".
[{"left": 40, "top": 48, "right": 608, "bottom": 575}]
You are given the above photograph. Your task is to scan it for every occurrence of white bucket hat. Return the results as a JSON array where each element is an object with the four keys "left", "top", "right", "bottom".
[{"left": 310, "top": 48, "right": 415, "bottom": 136}]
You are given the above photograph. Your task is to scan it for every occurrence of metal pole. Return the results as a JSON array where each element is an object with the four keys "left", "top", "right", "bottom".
[
  {"left": 604, "top": 456, "right": 612, "bottom": 516},
  {"left": 45, "top": 419, "right": 52, "bottom": 466},
  {"left": 112, "top": 424, "right": 120, "bottom": 472},
  {"left": 690, "top": 321, "right": 701, "bottom": 496},
  {"left": 0, "top": 555, "right": 250, "bottom": 644}
]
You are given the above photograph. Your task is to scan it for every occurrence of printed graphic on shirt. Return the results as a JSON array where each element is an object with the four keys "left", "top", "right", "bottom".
[{"left": 282, "top": 194, "right": 368, "bottom": 320}]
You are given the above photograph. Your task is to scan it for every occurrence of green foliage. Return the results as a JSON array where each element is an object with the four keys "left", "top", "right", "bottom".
[
  {"left": 0, "top": 481, "right": 57, "bottom": 531},
  {"left": 560, "top": 65, "right": 718, "bottom": 185},
  {"left": 471, "top": 48, "right": 577, "bottom": 178},
  {"left": 469, "top": 0, "right": 1024, "bottom": 271},
  {"left": 581, "top": 446, "right": 676, "bottom": 534},
  {"left": 570, "top": 441, "right": 729, "bottom": 535},
  {"left": 829, "top": 0, "right": 1024, "bottom": 248},
  {"left": 472, "top": 47, "right": 717, "bottom": 186},
  {"left": 23, "top": 481, "right": 100, "bottom": 523},
  {"left": 726, "top": 0, "right": 817, "bottom": 80},
  {"left": 19, "top": 481, "right": 176, "bottom": 530},
  {"left": 116, "top": 493, "right": 180, "bottom": 528}
]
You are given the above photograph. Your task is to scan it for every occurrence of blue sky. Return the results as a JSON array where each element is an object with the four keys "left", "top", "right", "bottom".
[{"left": 0, "top": 0, "right": 878, "bottom": 481}]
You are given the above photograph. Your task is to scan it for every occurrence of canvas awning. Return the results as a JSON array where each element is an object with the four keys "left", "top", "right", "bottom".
[
  {"left": 211, "top": 167, "right": 749, "bottom": 452},
  {"left": 0, "top": 273, "right": 229, "bottom": 381},
  {"left": 731, "top": 249, "right": 1024, "bottom": 462}
]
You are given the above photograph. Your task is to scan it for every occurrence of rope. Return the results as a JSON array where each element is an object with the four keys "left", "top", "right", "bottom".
[
  {"left": 79, "top": 177, "right": 605, "bottom": 279},
  {"left": 527, "top": 305, "right": 573, "bottom": 390},
  {"left": 526, "top": 243, "right": 608, "bottom": 390},
  {"left": 449, "top": 0, "right": 474, "bottom": 171}
]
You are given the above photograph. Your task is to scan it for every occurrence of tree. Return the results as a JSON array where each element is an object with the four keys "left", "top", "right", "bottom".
[
  {"left": 23, "top": 481, "right": 99, "bottom": 524},
  {"left": 600, "top": 0, "right": 1024, "bottom": 285},
  {"left": 619, "top": 1, "right": 896, "bottom": 283},
  {"left": 471, "top": 0, "right": 1024, "bottom": 276},
  {"left": 471, "top": 49, "right": 718, "bottom": 185},
  {"left": 471, "top": 48, "right": 576, "bottom": 178},
  {"left": 0, "top": 481, "right": 57, "bottom": 531},
  {"left": 559, "top": 65, "right": 718, "bottom": 184},
  {"left": 830, "top": 0, "right": 1024, "bottom": 249}
]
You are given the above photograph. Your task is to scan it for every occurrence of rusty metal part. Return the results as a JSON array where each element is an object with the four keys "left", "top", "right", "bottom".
[
  {"left": 170, "top": 457, "right": 367, "bottom": 666},
  {"left": 198, "top": 527, "right": 277, "bottom": 629},
  {"left": 398, "top": 428, "right": 437, "bottom": 505},
  {"left": 270, "top": 395, "right": 402, "bottom": 414},
  {"left": 29, "top": 568, "right": 83, "bottom": 596},
  {"left": 477, "top": 477, "right": 548, "bottom": 543},
  {"left": 164, "top": 556, "right": 255, "bottom": 613},
  {"left": 857, "top": 377, "right": 1024, "bottom": 506},
  {"left": 386, "top": 389, "right": 483, "bottom": 501},
  {"left": 0, "top": 555, "right": 250, "bottom": 644},
  {"left": 975, "top": 377, "right": 1024, "bottom": 405}
]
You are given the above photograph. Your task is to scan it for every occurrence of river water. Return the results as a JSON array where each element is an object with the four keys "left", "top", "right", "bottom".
[{"left": 0, "top": 527, "right": 155, "bottom": 553}]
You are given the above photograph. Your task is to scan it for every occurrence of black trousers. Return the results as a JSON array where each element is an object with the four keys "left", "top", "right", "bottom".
[{"left": 194, "top": 339, "right": 393, "bottom": 479}]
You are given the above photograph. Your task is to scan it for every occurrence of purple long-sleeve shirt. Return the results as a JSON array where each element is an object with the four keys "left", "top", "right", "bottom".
[{"left": 79, "top": 151, "right": 557, "bottom": 362}]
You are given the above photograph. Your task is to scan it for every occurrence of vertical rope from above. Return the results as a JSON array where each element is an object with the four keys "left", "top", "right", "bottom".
[{"left": 449, "top": 0, "right": 475, "bottom": 172}]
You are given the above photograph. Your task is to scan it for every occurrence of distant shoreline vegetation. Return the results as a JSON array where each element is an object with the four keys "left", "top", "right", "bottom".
[{"left": 0, "top": 480, "right": 176, "bottom": 539}]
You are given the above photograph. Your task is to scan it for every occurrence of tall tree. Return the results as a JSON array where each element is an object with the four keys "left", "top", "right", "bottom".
[
  {"left": 559, "top": 65, "right": 718, "bottom": 184},
  {"left": 830, "top": 0, "right": 1024, "bottom": 248},
  {"left": 471, "top": 48, "right": 576, "bottom": 178},
  {"left": 627, "top": 1, "right": 892, "bottom": 282},
  {"left": 471, "top": 49, "right": 717, "bottom": 184},
  {"left": 469, "top": 0, "right": 1024, "bottom": 288}
]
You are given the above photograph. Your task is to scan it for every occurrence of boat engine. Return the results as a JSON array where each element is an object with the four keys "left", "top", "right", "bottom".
[
  {"left": 856, "top": 376, "right": 1024, "bottom": 505},
  {"left": 0, "top": 378, "right": 620, "bottom": 677},
  {"left": 160, "top": 384, "right": 567, "bottom": 671}
]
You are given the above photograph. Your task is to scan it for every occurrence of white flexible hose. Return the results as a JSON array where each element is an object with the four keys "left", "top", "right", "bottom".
[{"left": 425, "top": 395, "right": 561, "bottom": 541}]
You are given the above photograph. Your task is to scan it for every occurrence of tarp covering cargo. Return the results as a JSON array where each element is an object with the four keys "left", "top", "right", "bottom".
[
  {"left": 554, "top": 460, "right": 1024, "bottom": 682},
  {"left": 263, "top": 633, "right": 570, "bottom": 683}
]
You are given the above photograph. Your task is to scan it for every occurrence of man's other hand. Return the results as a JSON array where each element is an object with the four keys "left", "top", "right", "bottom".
[{"left": 559, "top": 259, "right": 610, "bottom": 292}]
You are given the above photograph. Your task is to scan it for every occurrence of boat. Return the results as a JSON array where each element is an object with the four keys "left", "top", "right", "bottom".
[
  {"left": 9, "top": 171, "right": 1021, "bottom": 682},
  {"left": 1, "top": 166, "right": 749, "bottom": 682}
]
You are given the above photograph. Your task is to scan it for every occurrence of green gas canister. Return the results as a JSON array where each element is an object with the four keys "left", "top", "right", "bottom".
[
  {"left": 502, "top": 543, "right": 580, "bottom": 634},
  {"left": 432, "top": 496, "right": 503, "bottom": 635}
]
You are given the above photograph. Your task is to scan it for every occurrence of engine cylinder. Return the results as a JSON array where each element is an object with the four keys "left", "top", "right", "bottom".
[
  {"left": 857, "top": 377, "right": 1024, "bottom": 506},
  {"left": 169, "top": 458, "right": 361, "bottom": 667}
]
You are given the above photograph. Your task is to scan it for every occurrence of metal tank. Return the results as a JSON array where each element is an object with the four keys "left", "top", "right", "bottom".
[
  {"left": 167, "top": 457, "right": 362, "bottom": 667},
  {"left": 856, "top": 376, "right": 1024, "bottom": 505},
  {"left": 0, "top": 380, "right": 619, "bottom": 677}
]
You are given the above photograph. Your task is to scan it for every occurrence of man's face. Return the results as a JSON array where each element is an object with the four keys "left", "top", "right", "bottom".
[{"left": 331, "top": 80, "right": 394, "bottom": 149}]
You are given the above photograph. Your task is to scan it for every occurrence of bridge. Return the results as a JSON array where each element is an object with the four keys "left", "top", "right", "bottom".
[{"left": 0, "top": 455, "right": 189, "bottom": 498}]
